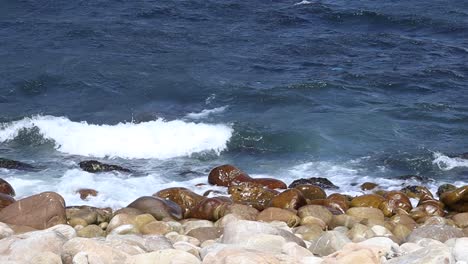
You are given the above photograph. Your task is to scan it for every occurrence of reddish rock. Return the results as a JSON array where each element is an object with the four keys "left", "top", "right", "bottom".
[
  {"left": 187, "top": 197, "right": 231, "bottom": 221},
  {"left": 0, "top": 192, "right": 66, "bottom": 229},
  {"left": 154, "top": 187, "right": 205, "bottom": 218},
  {"left": 440, "top": 185, "right": 468, "bottom": 212},
  {"left": 208, "top": 164, "right": 251, "bottom": 187},
  {"left": 127, "top": 196, "right": 182, "bottom": 220},
  {"left": 257, "top": 207, "right": 300, "bottom": 227},
  {"left": 410, "top": 199, "right": 445, "bottom": 221},
  {"left": 379, "top": 191, "right": 412, "bottom": 217},
  {"left": 268, "top": 188, "right": 307, "bottom": 210},
  {"left": 76, "top": 189, "right": 98, "bottom": 201},
  {"left": 309, "top": 199, "right": 348, "bottom": 215},
  {"left": 0, "top": 178, "right": 15, "bottom": 196},
  {"left": 350, "top": 194, "right": 385, "bottom": 208},
  {"left": 294, "top": 184, "right": 327, "bottom": 202},
  {"left": 0, "top": 193, "right": 15, "bottom": 210},
  {"left": 228, "top": 182, "right": 277, "bottom": 210}
]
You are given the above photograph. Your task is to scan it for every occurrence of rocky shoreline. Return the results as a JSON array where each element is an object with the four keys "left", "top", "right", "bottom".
[{"left": 0, "top": 162, "right": 467, "bottom": 263}]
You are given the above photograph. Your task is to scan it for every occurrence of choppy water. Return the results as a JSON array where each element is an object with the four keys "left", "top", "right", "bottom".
[{"left": 1, "top": 0, "right": 467, "bottom": 208}]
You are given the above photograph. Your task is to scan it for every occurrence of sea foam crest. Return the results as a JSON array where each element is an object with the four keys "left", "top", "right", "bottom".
[
  {"left": 0, "top": 115, "right": 233, "bottom": 159},
  {"left": 432, "top": 152, "right": 468, "bottom": 171},
  {"left": 185, "top": 106, "right": 228, "bottom": 119}
]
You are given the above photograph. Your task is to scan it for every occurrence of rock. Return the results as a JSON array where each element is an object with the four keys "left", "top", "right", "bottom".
[
  {"left": 309, "top": 231, "right": 351, "bottom": 256},
  {"left": 127, "top": 196, "right": 182, "bottom": 220},
  {"left": 108, "top": 224, "right": 139, "bottom": 235},
  {"left": 392, "top": 224, "right": 412, "bottom": 242},
  {"left": 407, "top": 224, "right": 464, "bottom": 243},
  {"left": 186, "top": 227, "right": 223, "bottom": 243},
  {"left": 411, "top": 199, "right": 445, "bottom": 220},
  {"left": 182, "top": 219, "right": 213, "bottom": 234},
  {"left": 187, "top": 197, "right": 230, "bottom": 221},
  {"left": 79, "top": 160, "right": 131, "bottom": 173},
  {"left": 289, "top": 177, "right": 339, "bottom": 189},
  {"left": 113, "top": 207, "right": 143, "bottom": 216},
  {"left": 282, "top": 241, "right": 314, "bottom": 258},
  {"left": 379, "top": 191, "right": 412, "bottom": 217},
  {"left": 437, "top": 183, "right": 456, "bottom": 197},
  {"left": 69, "top": 217, "right": 88, "bottom": 227},
  {"left": 0, "top": 158, "right": 35, "bottom": 170},
  {"left": 208, "top": 164, "right": 251, "bottom": 187},
  {"left": 222, "top": 219, "right": 306, "bottom": 247},
  {"left": 385, "top": 244, "right": 454, "bottom": 264},
  {"left": 217, "top": 203, "right": 259, "bottom": 220},
  {"left": 440, "top": 185, "right": 468, "bottom": 212},
  {"left": 202, "top": 247, "right": 281, "bottom": 264},
  {"left": 298, "top": 205, "right": 333, "bottom": 226},
  {"left": 242, "top": 234, "right": 288, "bottom": 253},
  {"left": 294, "top": 224, "right": 324, "bottom": 241},
  {"left": 134, "top": 213, "right": 157, "bottom": 230},
  {"left": 257, "top": 207, "right": 301, "bottom": 227},
  {"left": 453, "top": 237, "right": 468, "bottom": 262},
  {"left": 228, "top": 182, "right": 277, "bottom": 210},
  {"left": 129, "top": 249, "right": 201, "bottom": 264},
  {"left": 323, "top": 243, "right": 383, "bottom": 264},
  {"left": 62, "top": 237, "right": 130, "bottom": 264},
  {"left": 309, "top": 198, "right": 348, "bottom": 215},
  {"left": 0, "top": 222, "right": 14, "bottom": 239},
  {"left": 453, "top": 212, "right": 468, "bottom": 228},
  {"left": 389, "top": 214, "right": 417, "bottom": 230},
  {"left": 294, "top": 184, "right": 327, "bottom": 202},
  {"left": 67, "top": 206, "right": 112, "bottom": 224},
  {"left": 173, "top": 241, "right": 201, "bottom": 258},
  {"left": 268, "top": 189, "right": 307, "bottom": 210},
  {"left": 0, "top": 193, "right": 15, "bottom": 210},
  {"left": 0, "top": 225, "right": 74, "bottom": 263},
  {"left": 0, "top": 191, "right": 66, "bottom": 229},
  {"left": 76, "top": 188, "right": 98, "bottom": 200},
  {"left": 401, "top": 185, "right": 434, "bottom": 200},
  {"left": 154, "top": 187, "right": 205, "bottom": 218},
  {"left": 350, "top": 194, "right": 385, "bottom": 208},
  {"left": 360, "top": 182, "right": 378, "bottom": 191},
  {"left": 251, "top": 178, "right": 287, "bottom": 189},
  {"left": 107, "top": 213, "right": 137, "bottom": 233},
  {"left": 140, "top": 221, "right": 172, "bottom": 235},
  {"left": 330, "top": 214, "right": 359, "bottom": 229},
  {"left": 358, "top": 237, "right": 399, "bottom": 257},
  {"left": 77, "top": 224, "right": 105, "bottom": 237},
  {"left": 30, "top": 252, "right": 62, "bottom": 264},
  {"left": 0, "top": 178, "right": 15, "bottom": 196},
  {"left": 346, "top": 207, "right": 384, "bottom": 222},
  {"left": 347, "top": 223, "right": 373, "bottom": 242}
]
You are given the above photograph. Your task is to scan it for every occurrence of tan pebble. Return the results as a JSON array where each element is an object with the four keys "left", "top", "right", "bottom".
[
  {"left": 300, "top": 216, "right": 326, "bottom": 230},
  {"left": 140, "top": 220, "right": 171, "bottom": 235},
  {"left": 99, "top": 222, "right": 108, "bottom": 230},
  {"left": 69, "top": 217, "right": 88, "bottom": 228},
  {"left": 77, "top": 224, "right": 105, "bottom": 238},
  {"left": 134, "top": 213, "right": 156, "bottom": 230}
]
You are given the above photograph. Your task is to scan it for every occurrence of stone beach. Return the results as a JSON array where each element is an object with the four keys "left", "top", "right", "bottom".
[{"left": 0, "top": 161, "right": 467, "bottom": 263}]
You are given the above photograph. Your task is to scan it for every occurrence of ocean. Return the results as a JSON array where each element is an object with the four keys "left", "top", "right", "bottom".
[{"left": 1, "top": 0, "right": 467, "bottom": 208}]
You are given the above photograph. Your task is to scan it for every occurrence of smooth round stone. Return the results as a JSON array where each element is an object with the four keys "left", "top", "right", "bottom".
[
  {"left": 257, "top": 207, "right": 300, "bottom": 227},
  {"left": 251, "top": 178, "right": 287, "bottom": 189},
  {"left": 360, "top": 182, "right": 378, "bottom": 191},
  {"left": 309, "top": 231, "right": 351, "bottom": 256},
  {"left": 294, "top": 184, "right": 327, "bottom": 202},
  {"left": 300, "top": 216, "right": 327, "bottom": 230},
  {"left": 140, "top": 221, "right": 172, "bottom": 235},
  {"left": 407, "top": 224, "right": 464, "bottom": 243},
  {"left": 108, "top": 224, "right": 139, "bottom": 235},
  {"left": 268, "top": 189, "right": 306, "bottom": 210},
  {"left": 217, "top": 203, "right": 259, "bottom": 221},
  {"left": 130, "top": 249, "right": 201, "bottom": 264},
  {"left": 187, "top": 197, "right": 229, "bottom": 221},
  {"left": 208, "top": 164, "right": 251, "bottom": 187},
  {"left": 329, "top": 214, "right": 359, "bottom": 229},
  {"left": 107, "top": 213, "right": 137, "bottom": 233},
  {"left": 154, "top": 187, "right": 205, "bottom": 218},
  {"left": 453, "top": 237, "right": 468, "bottom": 262},
  {"left": 390, "top": 214, "right": 417, "bottom": 230},
  {"left": 347, "top": 223, "right": 372, "bottom": 242},
  {"left": 69, "top": 217, "right": 88, "bottom": 228},
  {"left": 294, "top": 224, "right": 324, "bottom": 241},
  {"left": 0, "top": 178, "right": 15, "bottom": 196},
  {"left": 76, "top": 188, "right": 98, "bottom": 200},
  {"left": 77, "top": 224, "right": 105, "bottom": 238},
  {"left": 173, "top": 241, "right": 201, "bottom": 258},
  {"left": 228, "top": 182, "right": 277, "bottom": 210},
  {"left": 127, "top": 196, "right": 183, "bottom": 220},
  {"left": 453, "top": 212, "right": 468, "bottom": 228},
  {"left": 182, "top": 219, "right": 214, "bottom": 234},
  {"left": 298, "top": 205, "right": 333, "bottom": 225},
  {"left": 380, "top": 191, "right": 412, "bottom": 217},
  {"left": 346, "top": 207, "right": 384, "bottom": 222},
  {"left": 350, "top": 194, "right": 385, "bottom": 208},
  {"left": 186, "top": 227, "right": 223, "bottom": 243},
  {"left": 0, "top": 193, "right": 15, "bottom": 210},
  {"left": 401, "top": 185, "right": 434, "bottom": 199},
  {"left": 440, "top": 185, "right": 468, "bottom": 212},
  {"left": 392, "top": 224, "right": 412, "bottom": 243},
  {"left": 134, "top": 213, "right": 157, "bottom": 230}
]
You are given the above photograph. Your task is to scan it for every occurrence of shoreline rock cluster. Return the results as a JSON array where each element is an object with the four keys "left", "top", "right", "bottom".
[{"left": 0, "top": 162, "right": 467, "bottom": 263}]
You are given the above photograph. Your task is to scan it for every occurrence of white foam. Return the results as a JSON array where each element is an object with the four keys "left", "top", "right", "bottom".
[
  {"left": 294, "top": 0, "right": 312, "bottom": 6},
  {"left": 432, "top": 152, "right": 468, "bottom": 171},
  {"left": 185, "top": 106, "right": 228, "bottom": 120},
  {"left": 0, "top": 115, "right": 233, "bottom": 159}
]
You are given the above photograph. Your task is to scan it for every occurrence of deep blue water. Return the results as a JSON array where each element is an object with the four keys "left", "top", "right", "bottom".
[{"left": 1, "top": 0, "right": 468, "bottom": 204}]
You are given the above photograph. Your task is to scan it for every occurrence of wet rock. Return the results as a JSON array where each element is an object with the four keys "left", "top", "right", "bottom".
[
  {"left": 268, "top": 188, "right": 307, "bottom": 210},
  {"left": 0, "top": 191, "right": 66, "bottom": 229},
  {"left": 379, "top": 191, "right": 413, "bottom": 217},
  {"left": 66, "top": 206, "right": 112, "bottom": 225},
  {"left": 298, "top": 205, "right": 333, "bottom": 226},
  {"left": 187, "top": 197, "right": 230, "bottom": 221},
  {"left": 452, "top": 212, "right": 468, "bottom": 228},
  {"left": 0, "top": 193, "right": 15, "bottom": 210},
  {"left": 294, "top": 184, "right": 327, "bottom": 202},
  {"left": 79, "top": 160, "right": 131, "bottom": 173},
  {"left": 127, "top": 196, "right": 183, "bottom": 220},
  {"left": 396, "top": 174, "right": 433, "bottom": 183},
  {"left": 257, "top": 207, "right": 300, "bottom": 227},
  {"left": 350, "top": 194, "right": 385, "bottom": 208},
  {"left": 0, "top": 158, "right": 35, "bottom": 170},
  {"left": 411, "top": 199, "right": 445, "bottom": 220},
  {"left": 437, "top": 183, "right": 456, "bottom": 197},
  {"left": 228, "top": 182, "right": 277, "bottom": 210},
  {"left": 309, "top": 230, "right": 351, "bottom": 256},
  {"left": 76, "top": 188, "right": 98, "bottom": 200},
  {"left": 360, "top": 182, "right": 378, "bottom": 191},
  {"left": 217, "top": 203, "right": 259, "bottom": 220},
  {"left": 0, "top": 178, "right": 15, "bottom": 196},
  {"left": 154, "top": 187, "right": 205, "bottom": 218},
  {"left": 251, "top": 178, "right": 287, "bottom": 189},
  {"left": 440, "top": 185, "right": 468, "bottom": 212},
  {"left": 407, "top": 224, "right": 464, "bottom": 243},
  {"left": 389, "top": 214, "right": 417, "bottom": 230},
  {"left": 401, "top": 185, "right": 434, "bottom": 200},
  {"left": 346, "top": 207, "right": 384, "bottom": 222},
  {"left": 208, "top": 164, "right": 251, "bottom": 187},
  {"left": 186, "top": 227, "right": 223, "bottom": 243},
  {"left": 309, "top": 199, "right": 348, "bottom": 215},
  {"left": 386, "top": 244, "right": 454, "bottom": 264},
  {"left": 289, "top": 177, "right": 339, "bottom": 189}
]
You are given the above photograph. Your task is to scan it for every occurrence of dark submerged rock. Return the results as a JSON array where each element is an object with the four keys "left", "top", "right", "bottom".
[
  {"left": 0, "top": 158, "right": 35, "bottom": 170},
  {"left": 79, "top": 160, "right": 131, "bottom": 173},
  {"left": 288, "top": 177, "right": 339, "bottom": 189}
]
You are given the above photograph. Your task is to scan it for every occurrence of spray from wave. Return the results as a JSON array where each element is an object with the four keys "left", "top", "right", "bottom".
[
  {"left": 432, "top": 152, "right": 468, "bottom": 171},
  {"left": 0, "top": 115, "right": 233, "bottom": 159}
]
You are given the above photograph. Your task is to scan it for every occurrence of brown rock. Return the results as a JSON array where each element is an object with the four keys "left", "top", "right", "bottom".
[
  {"left": 294, "top": 184, "right": 327, "bottom": 202},
  {"left": 392, "top": 224, "right": 412, "bottom": 242},
  {"left": 0, "top": 192, "right": 66, "bottom": 229},
  {"left": 298, "top": 205, "right": 333, "bottom": 226},
  {"left": 440, "top": 185, "right": 468, "bottom": 212},
  {"left": 217, "top": 203, "right": 259, "bottom": 220},
  {"left": 186, "top": 227, "right": 223, "bottom": 243},
  {"left": 379, "top": 191, "right": 412, "bottom": 217},
  {"left": 329, "top": 214, "right": 360, "bottom": 229},
  {"left": 0, "top": 193, "right": 15, "bottom": 210},
  {"left": 66, "top": 206, "right": 112, "bottom": 224},
  {"left": 294, "top": 224, "right": 324, "bottom": 241},
  {"left": 228, "top": 182, "right": 277, "bottom": 210},
  {"left": 350, "top": 194, "right": 385, "bottom": 208},
  {"left": 389, "top": 214, "right": 417, "bottom": 230},
  {"left": 410, "top": 199, "right": 445, "bottom": 221},
  {"left": 289, "top": 177, "right": 339, "bottom": 189},
  {"left": 269, "top": 189, "right": 307, "bottom": 210},
  {"left": 76, "top": 189, "right": 98, "bottom": 200},
  {"left": 208, "top": 164, "right": 252, "bottom": 187},
  {"left": 437, "top": 184, "right": 456, "bottom": 197},
  {"left": 154, "top": 187, "right": 205, "bottom": 218},
  {"left": 187, "top": 197, "right": 231, "bottom": 221},
  {"left": 0, "top": 178, "right": 15, "bottom": 196},
  {"left": 346, "top": 207, "right": 384, "bottom": 222},
  {"left": 401, "top": 185, "right": 434, "bottom": 200},
  {"left": 360, "top": 182, "right": 378, "bottom": 191},
  {"left": 309, "top": 199, "right": 348, "bottom": 215},
  {"left": 127, "top": 196, "right": 183, "bottom": 220},
  {"left": 452, "top": 212, "right": 468, "bottom": 228},
  {"left": 251, "top": 178, "right": 287, "bottom": 189},
  {"left": 113, "top": 207, "right": 143, "bottom": 216},
  {"left": 140, "top": 220, "right": 172, "bottom": 235},
  {"left": 257, "top": 207, "right": 300, "bottom": 227}
]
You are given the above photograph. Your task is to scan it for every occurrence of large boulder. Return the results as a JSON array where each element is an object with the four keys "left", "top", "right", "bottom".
[
  {"left": 208, "top": 164, "right": 251, "bottom": 187},
  {"left": 440, "top": 185, "right": 468, "bottom": 212},
  {"left": 127, "top": 196, "right": 182, "bottom": 220},
  {"left": 79, "top": 160, "right": 131, "bottom": 173},
  {"left": 154, "top": 187, "right": 204, "bottom": 218},
  {"left": 0, "top": 192, "right": 66, "bottom": 229},
  {"left": 294, "top": 184, "right": 327, "bottom": 202}
]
